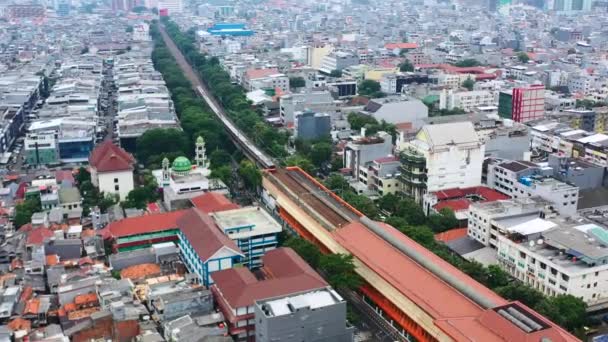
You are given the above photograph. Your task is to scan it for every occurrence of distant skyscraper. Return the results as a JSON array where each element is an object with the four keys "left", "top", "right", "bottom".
[
  {"left": 55, "top": 0, "right": 70, "bottom": 16},
  {"left": 551, "top": 0, "right": 591, "bottom": 11}
]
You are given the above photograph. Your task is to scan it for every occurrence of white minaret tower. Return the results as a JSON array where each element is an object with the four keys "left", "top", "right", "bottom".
[
  {"left": 161, "top": 157, "right": 170, "bottom": 186},
  {"left": 195, "top": 136, "right": 207, "bottom": 168}
]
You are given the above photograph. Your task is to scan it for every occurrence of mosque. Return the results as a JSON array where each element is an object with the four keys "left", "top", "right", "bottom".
[{"left": 153, "top": 136, "right": 228, "bottom": 210}]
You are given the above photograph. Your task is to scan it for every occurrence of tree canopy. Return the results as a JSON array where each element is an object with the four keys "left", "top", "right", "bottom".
[
  {"left": 517, "top": 51, "right": 530, "bottom": 63},
  {"left": 136, "top": 128, "right": 190, "bottom": 168},
  {"left": 289, "top": 76, "right": 306, "bottom": 88},
  {"left": 453, "top": 59, "right": 482, "bottom": 67},
  {"left": 399, "top": 60, "right": 414, "bottom": 72},
  {"left": 358, "top": 79, "right": 384, "bottom": 98},
  {"left": 462, "top": 77, "right": 475, "bottom": 90}
]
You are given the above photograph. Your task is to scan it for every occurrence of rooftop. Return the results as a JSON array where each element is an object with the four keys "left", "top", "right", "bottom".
[
  {"left": 211, "top": 206, "right": 282, "bottom": 240},
  {"left": 258, "top": 288, "right": 343, "bottom": 317}
]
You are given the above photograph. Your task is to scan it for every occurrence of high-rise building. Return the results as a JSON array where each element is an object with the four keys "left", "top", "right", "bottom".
[
  {"left": 552, "top": 0, "right": 592, "bottom": 11},
  {"left": 55, "top": 0, "right": 70, "bottom": 16},
  {"left": 498, "top": 85, "right": 545, "bottom": 123}
]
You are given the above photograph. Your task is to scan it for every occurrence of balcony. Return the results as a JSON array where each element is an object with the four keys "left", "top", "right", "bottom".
[{"left": 399, "top": 149, "right": 426, "bottom": 166}]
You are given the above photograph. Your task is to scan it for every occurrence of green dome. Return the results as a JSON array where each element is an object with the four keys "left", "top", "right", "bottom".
[{"left": 172, "top": 156, "right": 192, "bottom": 173}]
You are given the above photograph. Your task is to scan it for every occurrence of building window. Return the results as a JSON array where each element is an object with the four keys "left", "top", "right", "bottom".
[
  {"left": 115, "top": 185, "right": 119, "bottom": 191},
  {"left": 114, "top": 178, "right": 119, "bottom": 183}
]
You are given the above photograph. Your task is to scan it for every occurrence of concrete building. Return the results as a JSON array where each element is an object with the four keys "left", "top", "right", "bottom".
[
  {"left": 151, "top": 287, "right": 213, "bottom": 321},
  {"left": 398, "top": 122, "right": 485, "bottom": 203},
  {"left": 211, "top": 206, "right": 282, "bottom": 268},
  {"left": 468, "top": 197, "right": 546, "bottom": 248},
  {"left": 498, "top": 86, "right": 545, "bottom": 123},
  {"left": 380, "top": 74, "right": 429, "bottom": 94},
  {"left": 343, "top": 131, "right": 393, "bottom": 181},
  {"left": 279, "top": 91, "right": 337, "bottom": 127},
  {"left": 24, "top": 132, "right": 59, "bottom": 166},
  {"left": 89, "top": 141, "right": 135, "bottom": 201},
  {"left": 177, "top": 208, "right": 244, "bottom": 287},
  {"left": 439, "top": 90, "right": 496, "bottom": 112},
  {"left": 157, "top": 0, "right": 184, "bottom": 14},
  {"left": 355, "top": 156, "right": 401, "bottom": 196},
  {"left": 318, "top": 52, "right": 359, "bottom": 74},
  {"left": 255, "top": 288, "right": 353, "bottom": 342},
  {"left": 547, "top": 154, "right": 605, "bottom": 190},
  {"left": 211, "top": 248, "right": 329, "bottom": 341},
  {"left": 495, "top": 218, "right": 608, "bottom": 308},
  {"left": 361, "top": 98, "right": 428, "bottom": 129},
  {"left": 486, "top": 160, "right": 579, "bottom": 216},
  {"left": 294, "top": 110, "right": 331, "bottom": 141}
]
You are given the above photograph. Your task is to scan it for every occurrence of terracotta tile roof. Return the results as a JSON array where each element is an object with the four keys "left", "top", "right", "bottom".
[
  {"left": 103, "top": 209, "right": 187, "bottom": 239},
  {"left": 68, "top": 307, "right": 99, "bottom": 320},
  {"left": 246, "top": 68, "right": 279, "bottom": 80},
  {"left": 7, "top": 318, "right": 31, "bottom": 332},
  {"left": 26, "top": 227, "right": 54, "bottom": 245},
  {"left": 211, "top": 248, "right": 327, "bottom": 309},
  {"left": 432, "top": 186, "right": 510, "bottom": 213},
  {"left": 190, "top": 192, "right": 240, "bottom": 213},
  {"left": 89, "top": 140, "right": 135, "bottom": 173},
  {"left": 46, "top": 254, "right": 59, "bottom": 266},
  {"left": 20, "top": 286, "right": 33, "bottom": 302},
  {"left": 23, "top": 299, "right": 40, "bottom": 315},
  {"left": 80, "top": 229, "right": 96, "bottom": 238},
  {"left": 146, "top": 202, "right": 160, "bottom": 213},
  {"left": 55, "top": 170, "right": 74, "bottom": 183},
  {"left": 435, "top": 228, "right": 469, "bottom": 242},
  {"left": 385, "top": 42, "right": 419, "bottom": 50},
  {"left": 74, "top": 293, "right": 99, "bottom": 306},
  {"left": 177, "top": 208, "right": 243, "bottom": 262},
  {"left": 120, "top": 263, "right": 161, "bottom": 280}
]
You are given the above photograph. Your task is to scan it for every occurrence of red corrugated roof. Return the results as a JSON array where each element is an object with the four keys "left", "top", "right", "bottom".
[
  {"left": 435, "top": 228, "right": 469, "bottom": 242},
  {"left": 385, "top": 42, "right": 419, "bottom": 50},
  {"left": 246, "top": 68, "right": 279, "bottom": 80},
  {"left": 89, "top": 141, "right": 135, "bottom": 173},
  {"left": 432, "top": 186, "right": 509, "bottom": 213},
  {"left": 177, "top": 208, "right": 242, "bottom": 262},
  {"left": 26, "top": 227, "right": 54, "bottom": 245},
  {"left": 55, "top": 170, "right": 74, "bottom": 183},
  {"left": 190, "top": 192, "right": 240, "bottom": 213},
  {"left": 212, "top": 248, "right": 327, "bottom": 309},
  {"left": 103, "top": 210, "right": 186, "bottom": 239}
]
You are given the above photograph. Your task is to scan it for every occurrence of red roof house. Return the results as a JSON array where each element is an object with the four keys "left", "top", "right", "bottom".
[
  {"left": 88, "top": 141, "right": 135, "bottom": 173},
  {"left": 211, "top": 248, "right": 328, "bottom": 337}
]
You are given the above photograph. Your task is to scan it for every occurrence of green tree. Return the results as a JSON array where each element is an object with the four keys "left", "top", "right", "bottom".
[
  {"left": 358, "top": 80, "right": 381, "bottom": 97},
  {"left": 126, "top": 25, "right": 134, "bottom": 33},
  {"left": 536, "top": 295, "right": 587, "bottom": 332},
  {"left": 289, "top": 76, "right": 306, "bottom": 88},
  {"left": 285, "top": 155, "right": 316, "bottom": 174},
  {"left": 324, "top": 174, "right": 350, "bottom": 193},
  {"left": 284, "top": 237, "right": 322, "bottom": 268},
  {"left": 122, "top": 185, "right": 158, "bottom": 209},
  {"left": 486, "top": 265, "right": 509, "bottom": 288},
  {"left": 399, "top": 60, "right": 414, "bottom": 72},
  {"left": 377, "top": 193, "right": 400, "bottom": 213},
  {"left": 343, "top": 192, "right": 379, "bottom": 219},
  {"left": 210, "top": 150, "right": 232, "bottom": 168},
  {"left": 395, "top": 199, "right": 427, "bottom": 225},
  {"left": 238, "top": 160, "right": 262, "bottom": 191},
  {"left": 14, "top": 198, "right": 41, "bottom": 228},
  {"left": 75, "top": 167, "right": 91, "bottom": 185},
  {"left": 210, "top": 165, "right": 232, "bottom": 184},
  {"left": 495, "top": 284, "right": 545, "bottom": 308},
  {"left": 329, "top": 69, "right": 342, "bottom": 77},
  {"left": 453, "top": 59, "right": 482, "bottom": 67},
  {"left": 347, "top": 112, "right": 377, "bottom": 132},
  {"left": 319, "top": 253, "right": 362, "bottom": 290},
  {"left": 309, "top": 142, "right": 333, "bottom": 168},
  {"left": 462, "top": 77, "right": 475, "bottom": 91},
  {"left": 136, "top": 128, "right": 190, "bottom": 166},
  {"left": 517, "top": 52, "right": 530, "bottom": 63}
]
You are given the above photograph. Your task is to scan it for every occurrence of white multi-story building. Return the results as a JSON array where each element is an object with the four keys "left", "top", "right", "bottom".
[
  {"left": 89, "top": 141, "right": 135, "bottom": 201},
  {"left": 429, "top": 73, "right": 471, "bottom": 89},
  {"left": 397, "top": 122, "right": 485, "bottom": 203},
  {"left": 157, "top": 0, "right": 183, "bottom": 13},
  {"left": 468, "top": 197, "right": 546, "bottom": 248},
  {"left": 495, "top": 219, "right": 608, "bottom": 307},
  {"left": 318, "top": 51, "right": 359, "bottom": 74},
  {"left": 486, "top": 160, "right": 579, "bottom": 216},
  {"left": 439, "top": 89, "right": 496, "bottom": 112}
]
